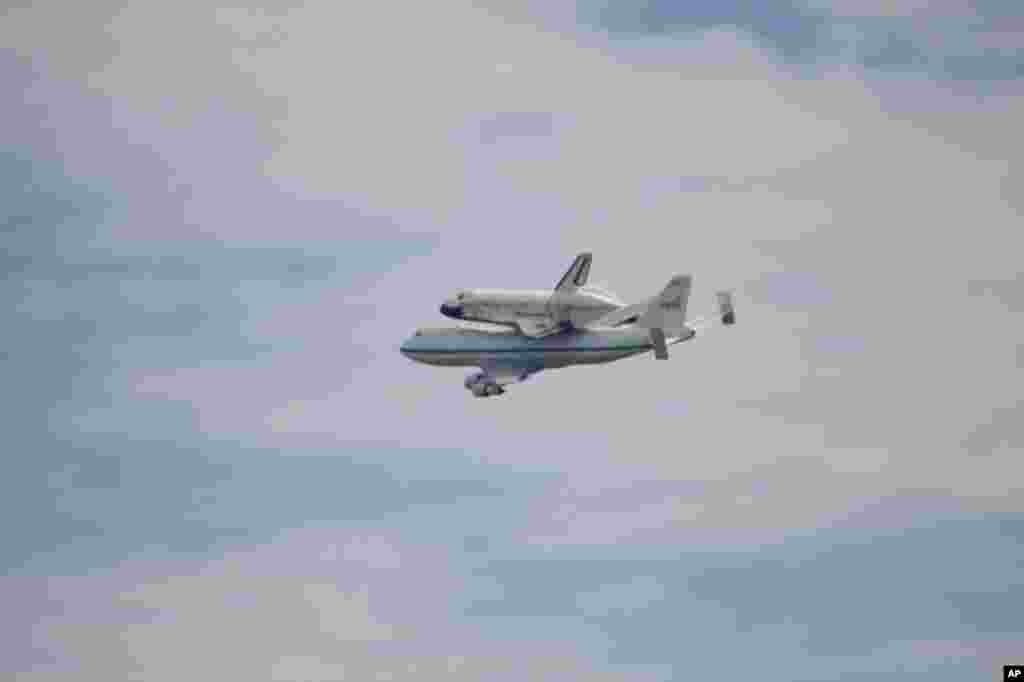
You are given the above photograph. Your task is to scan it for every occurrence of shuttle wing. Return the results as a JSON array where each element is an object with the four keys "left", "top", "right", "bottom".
[
  {"left": 517, "top": 317, "right": 563, "bottom": 337},
  {"left": 588, "top": 302, "right": 646, "bottom": 328}
]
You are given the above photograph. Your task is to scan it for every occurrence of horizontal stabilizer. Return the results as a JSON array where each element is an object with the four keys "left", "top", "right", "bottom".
[{"left": 649, "top": 327, "right": 669, "bottom": 360}]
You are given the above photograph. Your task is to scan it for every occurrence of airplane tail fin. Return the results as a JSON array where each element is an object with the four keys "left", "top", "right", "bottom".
[{"left": 637, "top": 275, "right": 692, "bottom": 360}]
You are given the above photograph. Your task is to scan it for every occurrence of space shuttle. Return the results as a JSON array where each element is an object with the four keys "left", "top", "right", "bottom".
[{"left": 438, "top": 253, "right": 631, "bottom": 337}]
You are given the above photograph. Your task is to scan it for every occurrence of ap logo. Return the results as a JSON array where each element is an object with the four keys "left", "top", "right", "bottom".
[{"left": 1006, "top": 665, "right": 1023, "bottom": 680}]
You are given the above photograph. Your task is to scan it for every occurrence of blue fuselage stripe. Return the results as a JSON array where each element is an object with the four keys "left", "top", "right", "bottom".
[{"left": 402, "top": 346, "right": 650, "bottom": 354}]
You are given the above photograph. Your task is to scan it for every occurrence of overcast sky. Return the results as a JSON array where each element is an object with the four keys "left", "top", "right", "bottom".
[{"left": 3, "top": 2, "right": 1022, "bottom": 680}]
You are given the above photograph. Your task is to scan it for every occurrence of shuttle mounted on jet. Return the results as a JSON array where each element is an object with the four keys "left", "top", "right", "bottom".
[
  {"left": 401, "top": 253, "right": 735, "bottom": 397},
  {"left": 439, "top": 253, "right": 626, "bottom": 337}
]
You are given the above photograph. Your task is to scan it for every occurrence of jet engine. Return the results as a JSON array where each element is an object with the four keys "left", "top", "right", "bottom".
[
  {"left": 468, "top": 379, "right": 504, "bottom": 397},
  {"left": 716, "top": 291, "right": 736, "bottom": 326}
]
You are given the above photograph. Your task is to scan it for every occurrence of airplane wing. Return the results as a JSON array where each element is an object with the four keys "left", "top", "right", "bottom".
[
  {"left": 554, "top": 252, "right": 592, "bottom": 292},
  {"left": 480, "top": 363, "right": 541, "bottom": 386}
]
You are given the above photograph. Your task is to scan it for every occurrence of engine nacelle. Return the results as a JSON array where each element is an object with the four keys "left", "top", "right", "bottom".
[
  {"left": 468, "top": 380, "right": 505, "bottom": 397},
  {"left": 716, "top": 291, "right": 735, "bottom": 326},
  {"left": 464, "top": 372, "right": 486, "bottom": 389}
]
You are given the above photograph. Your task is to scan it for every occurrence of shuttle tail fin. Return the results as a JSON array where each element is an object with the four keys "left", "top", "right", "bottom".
[{"left": 555, "top": 253, "right": 592, "bottom": 292}]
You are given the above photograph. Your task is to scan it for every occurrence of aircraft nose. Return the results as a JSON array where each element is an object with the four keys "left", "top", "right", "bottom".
[{"left": 440, "top": 303, "right": 463, "bottom": 319}]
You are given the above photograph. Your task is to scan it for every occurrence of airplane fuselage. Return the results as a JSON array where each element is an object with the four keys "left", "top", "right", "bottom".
[{"left": 400, "top": 324, "right": 695, "bottom": 371}]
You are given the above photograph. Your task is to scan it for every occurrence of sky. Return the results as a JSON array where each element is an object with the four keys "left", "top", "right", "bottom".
[{"left": 2, "top": 1, "right": 1022, "bottom": 680}]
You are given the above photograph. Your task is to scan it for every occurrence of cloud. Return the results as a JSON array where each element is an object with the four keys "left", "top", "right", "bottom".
[
  {"left": 4, "top": 2, "right": 1024, "bottom": 680},
  {"left": 802, "top": 0, "right": 973, "bottom": 17},
  {"left": 469, "top": 511, "right": 1024, "bottom": 679},
  {"left": 10, "top": 528, "right": 652, "bottom": 681},
  {"left": 581, "top": 0, "right": 1024, "bottom": 81},
  {"left": 7, "top": 0, "right": 1013, "bottom": 532},
  {"left": 578, "top": 0, "right": 828, "bottom": 60},
  {"left": 0, "top": 148, "right": 520, "bottom": 576}
]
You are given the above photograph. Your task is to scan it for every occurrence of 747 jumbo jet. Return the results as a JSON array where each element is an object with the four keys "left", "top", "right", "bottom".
[{"left": 402, "top": 254, "right": 735, "bottom": 397}]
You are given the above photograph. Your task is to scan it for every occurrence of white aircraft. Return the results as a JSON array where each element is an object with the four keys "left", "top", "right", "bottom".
[
  {"left": 439, "top": 253, "right": 628, "bottom": 337},
  {"left": 403, "top": 256, "right": 735, "bottom": 397}
]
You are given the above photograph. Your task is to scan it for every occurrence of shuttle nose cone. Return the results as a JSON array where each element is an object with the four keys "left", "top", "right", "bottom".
[{"left": 440, "top": 303, "right": 463, "bottom": 319}]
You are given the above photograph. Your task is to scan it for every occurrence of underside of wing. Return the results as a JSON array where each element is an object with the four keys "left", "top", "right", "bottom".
[
  {"left": 480, "top": 363, "right": 541, "bottom": 386},
  {"left": 464, "top": 361, "right": 541, "bottom": 398}
]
